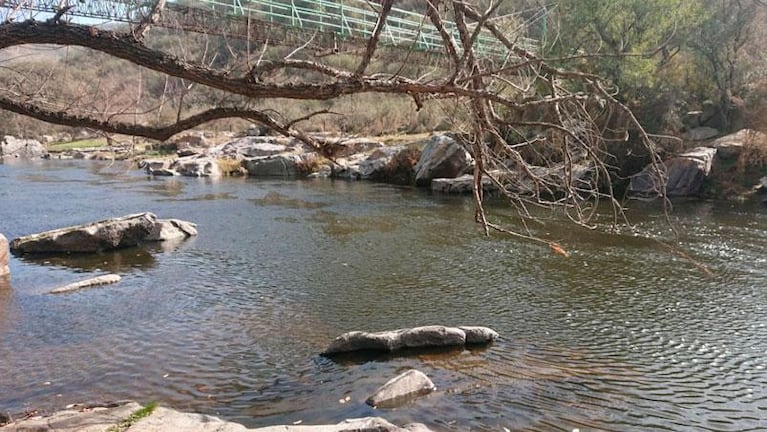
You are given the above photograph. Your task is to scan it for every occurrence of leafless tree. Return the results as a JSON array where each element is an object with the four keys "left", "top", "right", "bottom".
[{"left": 0, "top": 0, "right": 667, "bottom": 250}]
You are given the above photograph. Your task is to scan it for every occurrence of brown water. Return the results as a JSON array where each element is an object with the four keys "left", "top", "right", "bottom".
[{"left": 1, "top": 160, "right": 766, "bottom": 431}]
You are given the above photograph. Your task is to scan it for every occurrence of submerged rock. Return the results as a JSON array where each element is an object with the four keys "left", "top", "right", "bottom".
[
  {"left": 366, "top": 370, "right": 436, "bottom": 408},
  {"left": 50, "top": 274, "right": 121, "bottom": 294},
  {"left": 10, "top": 213, "right": 198, "bottom": 255},
  {"left": 322, "top": 325, "right": 499, "bottom": 355}
]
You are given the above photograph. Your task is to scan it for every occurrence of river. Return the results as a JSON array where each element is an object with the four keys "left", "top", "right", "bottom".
[{"left": 0, "top": 160, "right": 765, "bottom": 431}]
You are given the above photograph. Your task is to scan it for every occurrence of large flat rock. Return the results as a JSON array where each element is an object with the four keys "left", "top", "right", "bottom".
[
  {"left": 10, "top": 213, "right": 157, "bottom": 255},
  {"left": 0, "top": 403, "right": 434, "bottom": 432},
  {"left": 10, "top": 214, "right": 198, "bottom": 255},
  {"left": 0, "top": 402, "right": 142, "bottom": 432},
  {"left": 322, "top": 325, "right": 499, "bottom": 355}
]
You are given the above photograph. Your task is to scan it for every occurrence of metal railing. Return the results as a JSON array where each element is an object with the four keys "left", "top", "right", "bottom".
[{"left": 0, "top": 0, "right": 539, "bottom": 58}]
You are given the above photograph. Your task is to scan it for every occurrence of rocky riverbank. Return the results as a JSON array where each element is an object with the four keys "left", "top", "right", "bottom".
[{"left": 5, "top": 128, "right": 766, "bottom": 201}]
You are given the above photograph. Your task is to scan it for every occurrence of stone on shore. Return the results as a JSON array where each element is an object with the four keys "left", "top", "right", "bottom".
[
  {"left": 242, "top": 154, "right": 302, "bottom": 177},
  {"left": 0, "top": 402, "right": 142, "bottom": 432},
  {"left": 10, "top": 213, "right": 198, "bottom": 255},
  {"left": 322, "top": 325, "right": 498, "bottom": 355},
  {"left": 174, "top": 156, "right": 222, "bottom": 177},
  {"left": 0, "top": 403, "right": 435, "bottom": 432},
  {"left": 0, "top": 233, "right": 9, "bottom": 276},
  {"left": 1, "top": 136, "right": 48, "bottom": 159},
  {"left": 414, "top": 134, "right": 472, "bottom": 186},
  {"left": 629, "top": 147, "right": 717, "bottom": 197},
  {"left": 366, "top": 370, "right": 436, "bottom": 408},
  {"left": 50, "top": 274, "right": 121, "bottom": 294}
]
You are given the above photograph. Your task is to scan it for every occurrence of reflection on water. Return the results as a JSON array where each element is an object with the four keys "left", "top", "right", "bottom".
[{"left": 0, "top": 160, "right": 766, "bottom": 432}]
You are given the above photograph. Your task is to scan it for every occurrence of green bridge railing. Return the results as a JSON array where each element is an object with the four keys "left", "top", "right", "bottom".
[{"left": 0, "top": 0, "right": 540, "bottom": 58}]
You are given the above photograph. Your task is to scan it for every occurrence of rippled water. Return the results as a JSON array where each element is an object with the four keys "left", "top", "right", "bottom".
[{"left": 1, "top": 160, "right": 766, "bottom": 431}]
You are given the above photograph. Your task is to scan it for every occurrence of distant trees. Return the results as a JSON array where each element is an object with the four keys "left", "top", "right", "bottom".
[{"left": 548, "top": 0, "right": 767, "bottom": 132}]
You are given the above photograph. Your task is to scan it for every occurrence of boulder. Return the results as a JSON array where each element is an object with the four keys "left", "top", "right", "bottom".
[
  {"left": 414, "top": 134, "right": 472, "bottom": 186},
  {"left": 242, "top": 154, "right": 302, "bottom": 177},
  {"left": 0, "top": 136, "right": 47, "bottom": 159},
  {"left": 712, "top": 129, "right": 766, "bottom": 160},
  {"left": 0, "top": 233, "right": 9, "bottom": 276},
  {"left": 11, "top": 213, "right": 157, "bottom": 255},
  {"left": 755, "top": 177, "right": 767, "bottom": 194},
  {"left": 50, "top": 274, "right": 121, "bottom": 294},
  {"left": 629, "top": 147, "right": 717, "bottom": 198},
  {"left": 146, "top": 219, "right": 198, "bottom": 242},
  {"left": 333, "top": 147, "right": 405, "bottom": 181},
  {"left": 366, "top": 370, "right": 436, "bottom": 408},
  {"left": 174, "top": 157, "right": 222, "bottom": 177},
  {"left": 322, "top": 325, "right": 498, "bottom": 355},
  {"left": 9, "top": 213, "right": 197, "bottom": 255},
  {"left": 460, "top": 326, "right": 500, "bottom": 344},
  {"left": 683, "top": 127, "right": 719, "bottom": 141}
]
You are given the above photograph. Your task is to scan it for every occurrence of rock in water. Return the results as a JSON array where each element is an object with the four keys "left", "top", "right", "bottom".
[
  {"left": 10, "top": 214, "right": 198, "bottom": 255},
  {"left": 10, "top": 213, "right": 157, "bottom": 255},
  {"left": 322, "top": 325, "right": 499, "bottom": 355},
  {"left": 50, "top": 274, "right": 121, "bottom": 294},
  {"left": 146, "top": 219, "right": 198, "bottom": 242},
  {"left": 0, "top": 233, "right": 9, "bottom": 276},
  {"left": 366, "top": 370, "right": 436, "bottom": 408}
]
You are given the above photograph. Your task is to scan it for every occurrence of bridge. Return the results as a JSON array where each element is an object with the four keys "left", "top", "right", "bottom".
[{"left": 0, "top": 0, "right": 541, "bottom": 59}]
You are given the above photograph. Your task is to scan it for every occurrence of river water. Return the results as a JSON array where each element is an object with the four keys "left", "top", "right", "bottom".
[{"left": 0, "top": 160, "right": 765, "bottom": 431}]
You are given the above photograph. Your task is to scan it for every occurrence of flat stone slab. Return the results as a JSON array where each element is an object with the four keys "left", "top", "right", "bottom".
[
  {"left": 322, "top": 325, "right": 499, "bottom": 355},
  {"left": 10, "top": 213, "right": 197, "bottom": 255},
  {"left": 50, "top": 274, "right": 122, "bottom": 294},
  {"left": 0, "top": 402, "right": 141, "bottom": 432},
  {"left": 366, "top": 370, "right": 436, "bottom": 408},
  {"left": 0, "top": 403, "right": 434, "bottom": 432}
]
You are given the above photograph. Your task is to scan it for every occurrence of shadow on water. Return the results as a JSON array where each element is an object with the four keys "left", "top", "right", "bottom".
[
  {"left": 10, "top": 238, "right": 197, "bottom": 272},
  {"left": 16, "top": 248, "right": 157, "bottom": 273},
  {"left": 318, "top": 344, "right": 491, "bottom": 366}
]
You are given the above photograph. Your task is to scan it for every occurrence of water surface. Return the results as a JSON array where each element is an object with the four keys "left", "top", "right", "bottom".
[{"left": 1, "top": 160, "right": 765, "bottom": 431}]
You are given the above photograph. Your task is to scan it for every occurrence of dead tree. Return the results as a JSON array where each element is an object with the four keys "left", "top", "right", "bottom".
[{"left": 0, "top": 0, "right": 666, "bottom": 249}]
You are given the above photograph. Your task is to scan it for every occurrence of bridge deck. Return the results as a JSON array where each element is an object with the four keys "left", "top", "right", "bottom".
[{"left": 0, "top": 0, "right": 538, "bottom": 58}]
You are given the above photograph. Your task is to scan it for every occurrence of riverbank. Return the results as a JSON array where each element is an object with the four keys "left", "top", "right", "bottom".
[{"left": 11, "top": 127, "right": 764, "bottom": 202}]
